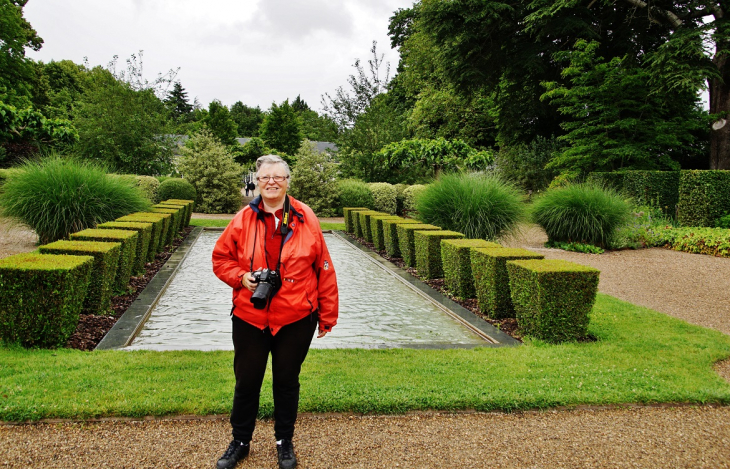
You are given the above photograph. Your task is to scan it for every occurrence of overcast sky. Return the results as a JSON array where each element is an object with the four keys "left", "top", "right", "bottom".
[{"left": 24, "top": 0, "right": 414, "bottom": 113}]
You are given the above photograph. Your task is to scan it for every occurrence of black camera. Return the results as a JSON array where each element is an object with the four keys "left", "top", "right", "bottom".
[{"left": 250, "top": 268, "right": 282, "bottom": 309}]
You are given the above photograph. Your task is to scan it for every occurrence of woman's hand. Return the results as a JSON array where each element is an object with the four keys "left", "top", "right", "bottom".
[
  {"left": 240, "top": 271, "right": 258, "bottom": 292},
  {"left": 317, "top": 330, "right": 328, "bottom": 338}
]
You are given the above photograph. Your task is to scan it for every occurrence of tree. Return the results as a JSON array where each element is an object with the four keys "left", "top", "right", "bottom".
[
  {"left": 0, "top": 0, "right": 43, "bottom": 107},
  {"left": 292, "top": 95, "right": 310, "bottom": 112},
  {"left": 230, "top": 101, "right": 264, "bottom": 137},
  {"left": 165, "top": 82, "right": 193, "bottom": 121},
  {"left": 203, "top": 99, "right": 238, "bottom": 146},
  {"left": 288, "top": 140, "right": 339, "bottom": 217},
  {"left": 260, "top": 99, "right": 302, "bottom": 156}
]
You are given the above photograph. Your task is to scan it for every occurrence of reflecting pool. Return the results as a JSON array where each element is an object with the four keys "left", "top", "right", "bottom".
[{"left": 127, "top": 230, "right": 490, "bottom": 350}]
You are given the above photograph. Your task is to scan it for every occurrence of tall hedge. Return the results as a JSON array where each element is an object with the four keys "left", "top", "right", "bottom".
[
  {"left": 677, "top": 170, "right": 730, "bottom": 227},
  {"left": 622, "top": 171, "right": 680, "bottom": 217}
]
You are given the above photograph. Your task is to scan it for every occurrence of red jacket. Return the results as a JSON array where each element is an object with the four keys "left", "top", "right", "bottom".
[{"left": 212, "top": 195, "right": 338, "bottom": 335}]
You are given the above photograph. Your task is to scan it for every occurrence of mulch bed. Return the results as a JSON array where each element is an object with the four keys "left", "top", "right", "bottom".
[
  {"left": 346, "top": 234, "right": 523, "bottom": 342},
  {"left": 65, "top": 226, "right": 194, "bottom": 351}
]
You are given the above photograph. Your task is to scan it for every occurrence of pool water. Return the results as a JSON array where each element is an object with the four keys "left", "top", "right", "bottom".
[{"left": 126, "top": 231, "right": 489, "bottom": 350}]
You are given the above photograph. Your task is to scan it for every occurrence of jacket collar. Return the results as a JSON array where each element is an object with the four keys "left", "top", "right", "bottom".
[{"left": 249, "top": 195, "right": 304, "bottom": 222}]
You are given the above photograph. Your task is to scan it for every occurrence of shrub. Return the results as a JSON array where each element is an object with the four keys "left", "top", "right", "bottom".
[
  {"left": 414, "top": 230, "right": 465, "bottom": 279},
  {"left": 531, "top": 183, "right": 631, "bottom": 247},
  {"left": 158, "top": 178, "right": 197, "bottom": 206},
  {"left": 70, "top": 228, "right": 138, "bottom": 294},
  {"left": 368, "top": 182, "right": 397, "bottom": 215},
  {"left": 394, "top": 183, "right": 408, "bottom": 215},
  {"left": 622, "top": 171, "right": 680, "bottom": 218},
  {"left": 151, "top": 206, "right": 183, "bottom": 244},
  {"left": 135, "top": 175, "right": 160, "bottom": 203},
  {"left": 289, "top": 140, "right": 339, "bottom": 217},
  {"left": 116, "top": 213, "right": 166, "bottom": 258},
  {"left": 677, "top": 170, "right": 730, "bottom": 227},
  {"left": 416, "top": 173, "right": 526, "bottom": 241},
  {"left": 338, "top": 179, "right": 374, "bottom": 214},
  {"left": 343, "top": 207, "right": 370, "bottom": 233},
  {"left": 495, "top": 136, "right": 560, "bottom": 192},
  {"left": 0, "top": 253, "right": 93, "bottom": 348},
  {"left": 383, "top": 218, "right": 421, "bottom": 257},
  {"left": 370, "top": 215, "right": 402, "bottom": 251},
  {"left": 608, "top": 205, "right": 676, "bottom": 250},
  {"left": 470, "top": 247, "right": 544, "bottom": 319},
  {"left": 97, "top": 221, "right": 153, "bottom": 274},
  {"left": 358, "top": 211, "right": 387, "bottom": 242},
  {"left": 177, "top": 129, "right": 243, "bottom": 214},
  {"left": 397, "top": 223, "right": 441, "bottom": 267},
  {"left": 716, "top": 214, "right": 730, "bottom": 229},
  {"left": 441, "top": 239, "right": 502, "bottom": 298},
  {"left": 0, "top": 156, "right": 151, "bottom": 244},
  {"left": 585, "top": 171, "right": 626, "bottom": 192},
  {"left": 402, "top": 184, "right": 427, "bottom": 216},
  {"left": 507, "top": 259, "right": 599, "bottom": 343}
]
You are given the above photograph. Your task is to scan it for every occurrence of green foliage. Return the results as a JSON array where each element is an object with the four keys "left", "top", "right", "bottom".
[
  {"left": 229, "top": 101, "right": 264, "bottom": 137},
  {"left": 164, "top": 82, "right": 193, "bottom": 121},
  {"left": 368, "top": 182, "right": 397, "bottom": 215},
  {"left": 369, "top": 215, "right": 402, "bottom": 251},
  {"left": 342, "top": 207, "right": 369, "bottom": 233},
  {"left": 645, "top": 226, "right": 730, "bottom": 258},
  {"left": 97, "top": 221, "right": 152, "bottom": 275},
  {"left": 402, "top": 184, "right": 426, "bottom": 216},
  {"left": 151, "top": 206, "right": 182, "bottom": 245},
  {"left": 541, "top": 40, "right": 704, "bottom": 177},
  {"left": 337, "top": 179, "right": 374, "bottom": 215},
  {"left": 0, "top": 0, "right": 43, "bottom": 107},
  {"left": 622, "top": 171, "right": 680, "bottom": 218},
  {"left": 0, "top": 156, "right": 150, "bottom": 243},
  {"left": 393, "top": 183, "right": 407, "bottom": 215},
  {"left": 716, "top": 214, "right": 730, "bottom": 229},
  {"left": 531, "top": 183, "right": 631, "bottom": 247},
  {"left": 0, "top": 253, "right": 92, "bottom": 348},
  {"left": 470, "top": 247, "right": 544, "bottom": 319},
  {"left": 134, "top": 175, "right": 159, "bottom": 204},
  {"left": 441, "top": 238, "right": 501, "bottom": 298},
  {"left": 416, "top": 173, "right": 526, "bottom": 241},
  {"left": 677, "top": 170, "right": 730, "bottom": 227},
  {"left": 414, "top": 230, "right": 464, "bottom": 279},
  {"left": 396, "top": 223, "right": 440, "bottom": 267},
  {"left": 116, "top": 213, "right": 165, "bottom": 260},
  {"left": 357, "top": 210, "right": 386, "bottom": 243},
  {"left": 70, "top": 228, "right": 138, "bottom": 294},
  {"left": 232, "top": 137, "right": 268, "bottom": 166},
  {"left": 204, "top": 100, "right": 238, "bottom": 146},
  {"left": 507, "top": 259, "right": 599, "bottom": 343},
  {"left": 608, "top": 205, "right": 677, "bottom": 250},
  {"left": 585, "top": 171, "right": 627, "bottom": 193},
  {"left": 495, "top": 136, "right": 560, "bottom": 192},
  {"left": 545, "top": 240, "right": 604, "bottom": 254},
  {"left": 260, "top": 99, "right": 303, "bottom": 156},
  {"left": 177, "top": 129, "right": 243, "bottom": 214},
  {"left": 288, "top": 140, "right": 339, "bottom": 217},
  {"left": 73, "top": 68, "right": 174, "bottom": 175},
  {"left": 38, "top": 240, "right": 120, "bottom": 315},
  {"left": 383, "top": 218, "right": 420, "bottom": 257},
  {"left": 157, "top": 178, "right": 197, "bottom": 205}
]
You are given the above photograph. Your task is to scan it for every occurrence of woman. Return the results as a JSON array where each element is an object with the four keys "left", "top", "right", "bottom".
[{"left": 212, "top": 154, "right": 338, "bottom": 469}]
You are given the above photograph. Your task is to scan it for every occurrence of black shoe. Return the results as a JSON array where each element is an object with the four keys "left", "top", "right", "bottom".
[
  {"left": 216, "top": 440, "right": 250, "bottom": 469},
  {"left": 276, "top": 439, "right": 297, "bottom": 469}
]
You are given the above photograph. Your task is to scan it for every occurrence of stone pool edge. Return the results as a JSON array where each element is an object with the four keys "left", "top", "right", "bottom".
[
  {"left": 95, "top": 226, "right": 207, "bottom": 350},
  {"left": 332, "top": 231, "right": 521, "bottom": 348}
]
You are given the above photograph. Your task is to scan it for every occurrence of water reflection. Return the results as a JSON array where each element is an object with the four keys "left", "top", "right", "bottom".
[{"left": 127, "top": 231, "right": 487, "bottom": 350}]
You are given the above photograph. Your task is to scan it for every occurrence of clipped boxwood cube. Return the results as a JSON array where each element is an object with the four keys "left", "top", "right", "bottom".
[
  {"left": 415, "top": 230, "right": 465, "bottom": 279},
  {"left": 358, "top": 211, "right": 387, "bottom": 242},
  {"left": 370, "top": 215, "right": 403, "bottom": 251},
  {"left": 353, "top": 210, "right": 377, "bottom": 238},
  {"left": 0, "top": 253, "right": 93, "bottom": 348},
  {"left": 343, "top": 207, "right": 370, "bottom": 233},
  {"left": 507, "top": 259, "right": 600, "bottom": 343},
  {"left": 164, "top": 199, "right": 195, "bottom": 226},
  {"left": 397, "top": 223, "right": 441, "bottom": 267},
  {"left": 71, "top": 229, "right": 138, "bottom": 294},
  {"left": 151, "top": 207, "right": 181, "bottom": 244},
  {"left": 157, "top": 203, "right": 188, "bottom": 228},
  {"left": 39, "top": 240, "right": 121, "bottom": 315},
  {"left": 441, "top": 239, "right": 502, "bottom": 298},
  {"left": 123, "top": 212, "right": 171, "bottom": 251},
  {"left": 470, "top": 247, "right": 544, "bottom": 319},
  {"left": 115, "top": 213, "right": 164, "bottom": 260},
  {"left": 383, "top": 218, "right": 421, "bottom": 257},
  {"left": 97, "top": 221, "right": 153, "bottom": 275}
]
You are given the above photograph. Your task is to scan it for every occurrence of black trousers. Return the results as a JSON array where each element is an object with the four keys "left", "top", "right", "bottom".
[{"left": 230, "top": 313, "right": 317, "bottom": 442}]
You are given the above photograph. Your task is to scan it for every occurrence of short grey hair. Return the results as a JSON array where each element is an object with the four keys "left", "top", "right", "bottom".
[{"left": 255, "top": 154, "right": 291, "bottom": 182}]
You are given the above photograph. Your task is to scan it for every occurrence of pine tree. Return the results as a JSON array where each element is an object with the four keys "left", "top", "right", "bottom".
[{"left": 164, "top": 82, "right": 193, "bottom": 120}]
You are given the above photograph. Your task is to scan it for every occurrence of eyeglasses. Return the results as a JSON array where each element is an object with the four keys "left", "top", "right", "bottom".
[{"left": 257, "top": 176, "right": 288, "bottom": 183}]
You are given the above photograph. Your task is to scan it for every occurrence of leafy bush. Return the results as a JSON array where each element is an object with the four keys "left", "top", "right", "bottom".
[
  {"left": 414, "top": 230, "right": 465, "bottom": 279},
  {"left": 288, "top": 140, "right": 339, "bottom": 217},
  {"left": 416, "top": 173, "right": 526, "bottom": 241},
  {"left": 403, "top": 184, "right": 427, "bottom": 215},
  {"left": 651, "top": 226, "right": 730, "bottom": 258},
  {"left": 545, "top": 240, "right": 604, "bottom": 254},
  {"left": 716, "top": 214, "right": 730, "bottom": 229},
  {"left": 368, "top": 182, "right": 397, "bottom": 215},
  {"left": 495, "top": 136, "right": 560, "bottom": 192},
  {"left": 158, "top": 178, "right": 197, "bottom": 204},
  {"left": 441, "top": 239, "right": 502, "bottom": 298},
  {"left": 608, "top": 205, "right": 676, "bottom": 250},
  {"left": 622, "top": 171, "right": 680, "bottom": 218},
  {"left": 531, "top": 183, "right": 631, "bottom": 247},
  {"left": 135, "top": 175, "right": 160, "bottom": 203},
  {"left": 337, "top": 179, "right": 374, "bottom": 214},
  {"left": 394, "top": 183, "right": 407, "bottom": 215},
  {"left": 177, "top": 129, "right": 243, "bottom": 214},
  {"left": 677, "top": 170, "right": 730, "bottom": 227},
  {"left": 0, "top": 156, "right": 151, "bottom": 244},
  {"left": 232, "top": 137, "right": 269, "bottom": 166}
]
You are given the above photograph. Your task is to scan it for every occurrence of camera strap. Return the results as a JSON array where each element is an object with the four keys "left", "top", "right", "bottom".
[{"left": 250, "top": 196, "right": 291, "bottom": 273}]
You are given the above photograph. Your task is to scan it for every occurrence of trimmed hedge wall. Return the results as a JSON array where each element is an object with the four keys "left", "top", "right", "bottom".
[
  {"left": 354, "top": 210, "right": 379, "bottom": 239},
  {"left": 414, "top": 230, "right": 465, "bottom": 279},
  {"left": 383, "top": 218, "right": 421, "bottom": 257},
  {"left": 39, "top": 240, "right": 121, "bottom": 315},
  {"left": 397, "top": 223, "right": 441, "bottom": 267},
  {"left": 116, "top": 213, "right": 165, "bottom": 260},
  {"left": 677, "top": 170, "right": 730, "bottom": 227},
  {"left": 358, "top": 211, "right": 387, "bottom": 242},
  {"left": 370, "top": 215, "right": 403, "bottom": 251},
  {"left": 151, "top": 206, "right": 182, "bottom": 244},
  {"left": 0, "top": 253, "right": 93, "bottom": 348},
  {"left": 71, "top": 229, "right": 138, "bottom": 293},
  {"left": 441, "top": 239, "right": 502, "bottom": 299},
  {"left": 164, "top": 198, "right": 195, "bottom": 227},
  {"left": 97, "top": 221, "right": 153, "bottom": 275},
  {"left": 123, "top": 212, "right": 171, "bottom": 251},
  {"left": 343, "top": 207, "right": 370, "bottom": 233},
  {"left": 585, "top": 171, "right": 626, "bottom": 192},
  {"left": 623, "top": 171, "right": 680, "bottom": 217},
  {"left": 157, "top": 202, "right": 190, "bottom": 228},
  {"left": 507, "top": 258, "right": 599, "bottom": 343},
  {"left": 470, "top": 247, "right": 544, "bottom": 319}
]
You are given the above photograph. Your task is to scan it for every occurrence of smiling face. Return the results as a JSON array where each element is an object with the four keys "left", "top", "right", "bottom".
[{"left": 257, "top": 162, "right": 290, "bottom": 210}]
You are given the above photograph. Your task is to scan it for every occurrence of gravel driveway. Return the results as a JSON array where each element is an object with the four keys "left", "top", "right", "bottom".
[{"left": 1, "top": 220, "right": 729, "bottom": 468}]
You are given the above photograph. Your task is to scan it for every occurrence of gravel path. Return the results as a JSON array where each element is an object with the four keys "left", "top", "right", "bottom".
[{"left": 2, "top": 220, "right": 729, "bottom": 468}]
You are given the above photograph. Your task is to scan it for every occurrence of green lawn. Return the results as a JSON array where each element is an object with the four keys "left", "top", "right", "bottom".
[{"left": 2, "top": 293, "right": 729, "bottom": 422}]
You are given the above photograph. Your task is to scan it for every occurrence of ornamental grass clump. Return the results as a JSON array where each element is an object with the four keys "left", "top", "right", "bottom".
[
  {"left": 416, "top": 172, "right": 526, "bottom": 241},
  {"left": 531, "top": 183, "right": 631, "bottom": 248},
  {"left": 0, "top": 156, "right": 151, "bottom": 244}
]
